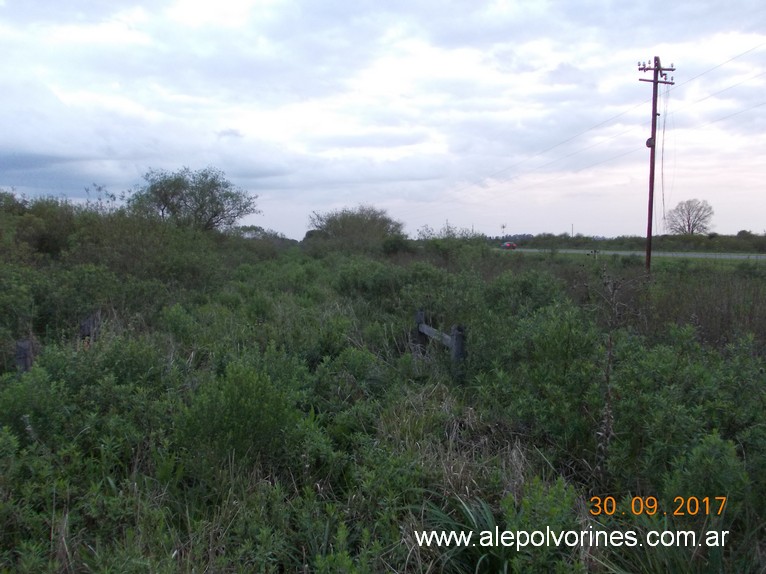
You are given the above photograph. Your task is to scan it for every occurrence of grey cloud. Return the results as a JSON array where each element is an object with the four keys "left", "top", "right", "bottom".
[
  {"left": 0, "top": 0, "right": 763, "bottom": 239},
  {"left": 0, "top": 152, "right": 78, "bottom": 171},
  {"left": 306, "top": 130, "right": 430, "bottom": 150}
]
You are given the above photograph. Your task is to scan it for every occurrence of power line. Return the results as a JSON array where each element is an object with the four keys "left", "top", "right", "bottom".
[
  {"left": 491, "top": 146, "right": 643, "bottom": 196},
  {"left": 452, "top": 102, "right": 647, "bottom": 188},
  {"left": 480, "top": 42, "right": 765, "bottom": 189},
  {"left": 453, "top": 42, "right": 764, "bottom": 198},
  {"left": 702, "top": 99, "right": 766, "bottom": 127},
  {"left": 482, "top": 123, "right": 645, "bottom": 186},
  {"left": 689, "top": 69, "right": 766, "bottom": 105},
  {"left": 429, "top": 40, "right": 766, "bottom": 232},
  {"left": 660, "top": 82, "right": 670, "bottom": 233},
  {"left": 551, "top": 68, "right": 766, "bottom": 179},
  {"left": 670, "top": 41, "right": 766, "bottom": 92}
]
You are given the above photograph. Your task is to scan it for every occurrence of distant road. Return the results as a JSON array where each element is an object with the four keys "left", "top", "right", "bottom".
[{"left": 513, "top": 248, "right": 766, "bottom": 261}]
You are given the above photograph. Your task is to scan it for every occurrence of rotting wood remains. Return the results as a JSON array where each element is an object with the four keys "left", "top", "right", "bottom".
[{"left": 414, "top": 309, "right": 466, "bottom": 364}]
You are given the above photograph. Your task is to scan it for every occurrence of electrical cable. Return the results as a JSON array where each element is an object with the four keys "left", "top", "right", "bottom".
[
  {"left": 700, "top": 100, "right": 766, "bottom": 128},
  {"left": 475, "top": 41, "right": 766, "bottom": 191},
  {"left": 422, "top": 40, "right": 766, "bottom": 231},
  {"left": 660, "top": 82, "right": 670, "bottom": 233},
  {"left": 669, "top": 41, "right": 766, "bottom": 93},
  {"left": 449, "top": 99, "right": 649, "bottom": 192}
]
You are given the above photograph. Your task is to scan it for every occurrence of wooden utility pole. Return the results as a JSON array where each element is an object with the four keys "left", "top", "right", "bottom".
[{"left": 638, "top": 57, "right": 675, "bottom": 273}]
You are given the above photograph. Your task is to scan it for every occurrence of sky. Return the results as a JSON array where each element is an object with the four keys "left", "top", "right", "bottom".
[{"left": 1, "top": 0, "right": 764, "bottom": 240}]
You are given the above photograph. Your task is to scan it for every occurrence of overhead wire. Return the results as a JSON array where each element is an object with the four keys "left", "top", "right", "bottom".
[
  {"left": 474, "top": 46, "right": 760, "bottom": 198},
  {"left": 669, "top": 41, "right": 766, "bottom": 93},
  {"left": 486, "top": 122, "right": 646, "bottom": 186},
  {"left": 700, "top": 99, "right": 766, "bottom": 128},
  {"left": 446, "top": 100, "right": 650, "bottom": 197},
  {"left": 660, "top": 82, "right": 670, "bottom": 233},
  {"left": 689, "top": 69, "right": 766, "bottom": 105},
  {"left": 425, "top": 39, "right": 766, "bottom": 230},
  {"left": 490, "top": 146, "right": 643, "bottom": 197}
]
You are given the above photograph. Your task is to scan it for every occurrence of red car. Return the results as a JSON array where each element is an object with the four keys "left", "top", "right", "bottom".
[{"left": 501, "top": 242, "right": 517, "bottom": 250}]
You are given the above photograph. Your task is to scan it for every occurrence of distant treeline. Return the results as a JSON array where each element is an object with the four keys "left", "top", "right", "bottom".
[{"left": 494, "top": 230, "right": 766, "bottom": 253}]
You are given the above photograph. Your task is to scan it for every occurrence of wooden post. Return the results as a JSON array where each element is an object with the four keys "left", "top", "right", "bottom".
[
  {"left": 79, "top": 312, "right": 101, "bottom": 348},
  {"left": 15, "top": 339, "right": 34, "bottom": 372},
  {"left": 414, "top": 309, "right": 428, "bottom": 351},
  {"left": 639, "top": 57, "right": 675, "bottom": 273},
  {"left": 414, "top": 310, "right": 466, "bottom": 370},
  {"left": 450, "top": 325, "right": 466, "bottom": 363}
]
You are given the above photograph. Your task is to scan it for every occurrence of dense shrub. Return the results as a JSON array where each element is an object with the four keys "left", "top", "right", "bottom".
[
  {"left": 177, "top": 360, "right": 302, "bottom": 472},
  {"left": 303, "top": 204, "right": 406, "bottom": 256},
  {"left": 1, "top": 201, "right": 765, "bottom": 572},
  {"left": 14, "top": 197, "right": 78, "bottom": 259}
]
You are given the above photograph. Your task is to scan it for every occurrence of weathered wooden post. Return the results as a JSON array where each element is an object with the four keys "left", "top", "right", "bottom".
[
  {"left": 414, "top": 310, "right": 429, "bottom": 351},
  {"left": 450, "top": 325, "right": 466, "bottom": 363},
  {"left": 413, "top": 310, "right": 466, "bottom": 379},
  {"left": 15, "top": 339, "right": 34, "bottom": 372},
  {"left": 79, "top": 312, "right": 101, "bottom": 349}
]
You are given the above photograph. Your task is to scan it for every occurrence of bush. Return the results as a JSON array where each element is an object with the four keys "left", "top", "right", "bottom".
[
  {"left": 334, "top": 257, "right": 404, "bottom": 305},
  {"left": 177, "top": 360, "right": 302, "bottom": 470},
  {"left": 485, "top": 269, "right": 563, "bottom": 318},
  {"left": 504, "top": 302, "right": 602, "bottom": 471},
  {"left": 304, "top": 204, "right": 406, "bottom": 256},
  {"left": 14, "top": 197, "right": 78, "bottom": 259},
  {"left": 662, "top": 432, "right": 749, "bottom": 526}
]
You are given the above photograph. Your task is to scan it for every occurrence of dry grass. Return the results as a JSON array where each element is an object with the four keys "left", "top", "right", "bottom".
[{"left": 377, "top": 383, "right": 529, "bottom": 505}]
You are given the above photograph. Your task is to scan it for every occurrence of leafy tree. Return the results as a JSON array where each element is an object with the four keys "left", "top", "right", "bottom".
[
  {"left": 304, "top": 204, "right": 406, "bottom": 254},
  {"left": 128, "top": 166, "right": 259, "bottom": 231},
  {"left": 0, "top": 189, "right": 27, "bottom": 216},
  {"left": 665, "top": 199, "right": 714, "bottom": 235},
  {"left": 14, "top": 197, "right": 78, "bottom": 258}
]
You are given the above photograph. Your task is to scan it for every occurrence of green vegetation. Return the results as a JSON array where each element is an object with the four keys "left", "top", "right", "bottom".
[
  {"left": 304, "top": 204, "right": 410, "bottom": 256},
  {"left": 128, "top": 166, "right": 260, "bottom": 231},
  {"left": 503, "top": 230, "right": 766, "bottom": 253},
  {"left": 1, "top": 186, "right": 765, "bottom": 572}
]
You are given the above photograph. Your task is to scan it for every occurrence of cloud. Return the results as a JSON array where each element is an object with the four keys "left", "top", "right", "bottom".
[
  {"left": 216, "top": 128, "right": 244, "bottom": 139},
  {"left": 0, "top": 152, "right": 75, "bottom": 172},
  {"left": 0, "top": 0, "right": 764, "bottom": 238}
]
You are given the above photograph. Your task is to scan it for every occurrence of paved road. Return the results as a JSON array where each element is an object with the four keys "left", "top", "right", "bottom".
[{"left": 513, "top": 248, "right": 766, "bottom": 261}]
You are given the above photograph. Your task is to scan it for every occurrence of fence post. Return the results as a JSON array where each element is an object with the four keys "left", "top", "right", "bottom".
[
  {"left": 15, "top": 339, "right": 34, "bottom": 372},
  {"left": 414, "top": 309, "right": 428, "bottom": 350},
  {"left": 450, "top": 325, "right": 466, "bottom": 363},
  {"left": 79, "top": 311, "right": 101, "bottom": 348},
  {"left": 413, "top": 310, "right": 466, "bottom": 379}
]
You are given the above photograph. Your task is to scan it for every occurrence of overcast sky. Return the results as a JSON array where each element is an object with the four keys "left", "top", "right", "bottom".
[{"left": 1, "top": 0, "right": 764, "bottom": 239}]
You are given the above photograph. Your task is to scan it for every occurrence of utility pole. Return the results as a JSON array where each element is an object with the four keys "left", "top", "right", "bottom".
[{"left": 638, "top": 57, "right": 675, "bottom": 273}]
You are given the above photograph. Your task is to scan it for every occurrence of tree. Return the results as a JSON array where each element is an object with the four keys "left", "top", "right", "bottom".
[
  {"left": 129, "top": 167, "right": 259, "bottom": 231},
  {"left": 665, "top": 199, "right": 714, "bottom": 235},
  {"left": 304, "top": 204, "right": 407, "bottom": 254},
  {"left": 0, "top": 189, "right": 27, "bottom": 216}
]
